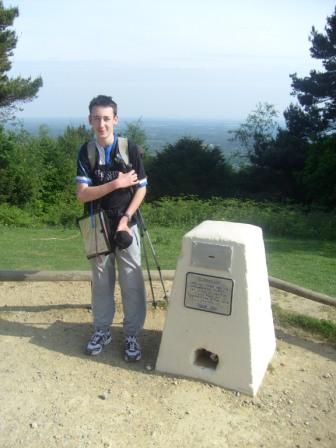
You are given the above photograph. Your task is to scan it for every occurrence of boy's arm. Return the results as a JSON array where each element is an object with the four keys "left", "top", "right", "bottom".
[
  {"left": 76, "top": 170, "right": 139, "bottom": 203},
  {"left": 117, "top": 186, "right": 147, "bottom": 233}
]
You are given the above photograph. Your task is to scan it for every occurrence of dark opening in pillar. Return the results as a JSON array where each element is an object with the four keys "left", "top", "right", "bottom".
[{"left": 194, "top": 348, "right": 219, "bottom": 370}]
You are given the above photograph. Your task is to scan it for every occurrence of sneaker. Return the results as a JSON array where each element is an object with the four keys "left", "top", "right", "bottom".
[
  {"left": 86, "top": 329, "right": 112, "bottom": 356},
  {"left": 124, "top": 336, "right": 141, "bottom": 362}
]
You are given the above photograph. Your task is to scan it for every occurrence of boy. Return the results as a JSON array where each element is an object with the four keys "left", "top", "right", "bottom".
[{"left": 76, "top": 95, "right": 147, "bottom": 361}]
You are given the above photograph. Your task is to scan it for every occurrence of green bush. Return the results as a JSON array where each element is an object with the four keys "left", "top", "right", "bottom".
[
  {"left": 141, "top": 197, "right": 336, "bottom": 239},
  {"left": 300, "top": 135, "right": 336, "bottom": 207},
  {"left": 146, "top": 137, "right": 234, "bottom": 200},
  {"left": 43, "top": 200, "right": 83, "bottom": 227},
  {"left": 0, "top": 203, "right": 38, "bottom": 227},
  {"left": 2, "top": 198, "right": 335, "bottom": 239}
]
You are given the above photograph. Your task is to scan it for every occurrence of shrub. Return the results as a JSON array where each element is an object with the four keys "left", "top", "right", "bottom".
[
  {"left": 141, "top": 197, "right": 336, "bottom": 239},
  {"left": 0, "top": 203, "right": 38, "bottom": 227}
]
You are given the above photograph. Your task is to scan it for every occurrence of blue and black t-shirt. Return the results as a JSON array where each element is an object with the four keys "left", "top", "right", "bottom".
[{"left": 76, "top": 137, "right": 147, "bottom": 218}]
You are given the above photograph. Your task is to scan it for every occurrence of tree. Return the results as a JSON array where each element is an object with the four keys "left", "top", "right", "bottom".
[
  {"left": 299, "top": 134, "right": 336, "bottom": 207},
  {"left": 123, "top": 118, "right": 149, "bottom": 154},
  {"left": 230, "top": 102, "right": 279, "bottom": 166},
  {"left": 0, "top": 128, "right": 41, "bottom": 206},
  {"left": 146, "top": 137, "right": 233, "bottom": 200},
  {"left": 231, "top": 103, "right": 308, "bottom": 201},
  {"left": 290, "top": 7, "right": 336, "bottom": 130},
  {"left": 282, "top": 103, "right": 326, "bottom": 142},
  {"left": 0, "top": 1, "right": 42, "bottom": 122}
]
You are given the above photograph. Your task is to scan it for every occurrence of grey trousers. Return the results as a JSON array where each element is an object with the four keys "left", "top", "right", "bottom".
[{"left": 90, "top": 225, "right": 146, "bottom": 336}]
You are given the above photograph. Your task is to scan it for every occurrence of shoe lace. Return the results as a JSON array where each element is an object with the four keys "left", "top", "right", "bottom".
[
  {"left": 91, "top": 330, "right": 104, "bottom": 344},
  {"left": 126, "top": 336, "right": 138, "bottom": 352}
]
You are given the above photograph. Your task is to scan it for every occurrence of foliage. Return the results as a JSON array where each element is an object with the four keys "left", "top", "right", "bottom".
[
  {"left": 290, "top": 7, "right": 336, "bottom": 130},
  {"left": 0, "top": 1, "right": 42, "bottom": 122},
  {"left": 228, "top": 8, "right": 336, "bottom": 205},
  {"left": 123, "top": 117, "right": 155, "bottom": 170},
  {"left": 0, "top": 127, "right": 42, "bottom": 206},
  {"left": 141, "top": 197, "right": 336, "bottom": 240},
  {"left": 230, "top": 102, "right": 279, "bottom": 164},
  {"left": 299, "top": 134, "right": 336, "bottom": 207},
  {"left": 0, "top": 110, "right": 335, "bottom": 229},
  {"left": 146, "top": 137, "right": 234, "bottom": 200},
  {"left": 39, "top": 125, "right": 92, "bottom": 208},
  {"left": 124, "top": 118, "right": 149, "bottom": 153},
  {"left": 0, "top": 203, "right": 38, "bottom": 226},
  {"left": 0, "top": 124, "right": 91, "bottom": 225},
  {"left": 283, "top": 103, "right": 327, "bottom": 142},
  {"left": 229, "top": 103, "right": 309, "bottom": 201}
]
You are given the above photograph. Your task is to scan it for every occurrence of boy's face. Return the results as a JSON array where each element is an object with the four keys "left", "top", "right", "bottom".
[{"left": 89, "top": 105, "right": 118, "bottom": 144}]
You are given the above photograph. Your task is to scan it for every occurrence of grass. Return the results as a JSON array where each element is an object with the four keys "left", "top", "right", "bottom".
[
  {"left": 265, "top": 238, "right": 336, "bottom": 297},
  {"left": 0, "top": 227, "right": 90, "bottom": 271},
  {"left": 0, "top": 225, "right": 335, "bottom": 298},
  {"left": 273, "top": 304, "right": 336, "bottom": 344},
  {"left": 1, "top": 224, "right": 335, "bottom": 343}
]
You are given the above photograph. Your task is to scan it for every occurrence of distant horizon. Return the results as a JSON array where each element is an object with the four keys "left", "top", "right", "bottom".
[
  {"left": 5, "top": 112, "right": 286, "bottom": 160},
  {"left": 14, "top": 114, "right": 247, "bottom": 123},
  {"left": 9, "top": 115, "right": 286, "bottom": 130}
]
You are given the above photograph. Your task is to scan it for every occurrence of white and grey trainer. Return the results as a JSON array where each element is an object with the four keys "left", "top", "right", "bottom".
[
  {"left": 124, "top": 335, "right": 141, "bottom": 362},
  {"left": 86, "top": 329, "right": 112, "bottom": 356}
]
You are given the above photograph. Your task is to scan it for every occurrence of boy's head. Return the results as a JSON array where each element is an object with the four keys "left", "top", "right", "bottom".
[
  {"left": 88, "top": 95, "right": 118, "bottom": 144},
  {"left": 89, "top": 95, "right": 118, "bottom": 117}
]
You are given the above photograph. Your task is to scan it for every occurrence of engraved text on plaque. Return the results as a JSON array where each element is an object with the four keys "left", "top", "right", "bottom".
[{"left": 184, "top": 272, "right": 233, "bottom": 315}]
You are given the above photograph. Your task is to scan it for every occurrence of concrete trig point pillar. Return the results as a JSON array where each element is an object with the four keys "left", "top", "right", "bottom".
[{"left": 156, "top": 220, "right": 276, "bottom": 396}]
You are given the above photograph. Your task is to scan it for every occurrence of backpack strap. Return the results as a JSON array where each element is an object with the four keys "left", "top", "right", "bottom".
[
  {"left": 87, "top": 140, "right": 97, "bottom": 171},
  {"left": 86, "top": 137, "right": 129, "bottom": 171},
  {"left": 117, "top": 137, "right": 129, "bottom": 166}
]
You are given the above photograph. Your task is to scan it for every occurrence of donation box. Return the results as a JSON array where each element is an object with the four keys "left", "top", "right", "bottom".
[{"left": 156, "top": 220, "right": 276, "bottom": 396}]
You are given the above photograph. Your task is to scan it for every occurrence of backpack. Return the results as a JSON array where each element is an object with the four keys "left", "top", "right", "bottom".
[{"left": 86, "top": 136, "right": 129, "bottom": 171}]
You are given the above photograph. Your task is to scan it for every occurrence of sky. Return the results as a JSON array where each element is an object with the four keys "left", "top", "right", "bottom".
[{"left": 4, "top": 0, "right": 336, "bottom": 120}]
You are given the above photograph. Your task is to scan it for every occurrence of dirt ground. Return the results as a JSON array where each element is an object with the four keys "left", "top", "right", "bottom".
[{"left": 0, "top": 279, "right": 335, "bottom": 448}]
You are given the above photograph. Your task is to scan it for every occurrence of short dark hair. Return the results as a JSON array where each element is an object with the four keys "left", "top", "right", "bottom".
[{"left": 89, "top": 95, "right": 118, "bottom": 116}]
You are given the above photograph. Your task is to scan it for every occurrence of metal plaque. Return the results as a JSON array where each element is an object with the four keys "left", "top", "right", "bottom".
[
  {"left": 184, "top": 272, "right": 233, "bottom": 316},
  {"left": 191, "top": 242, "right": 232, "bottom": 272}
]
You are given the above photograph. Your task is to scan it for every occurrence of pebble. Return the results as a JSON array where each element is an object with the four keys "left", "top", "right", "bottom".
[
  {"left": 322, "top": 373, "right": 332, "bottom": 379},
  {"left": 146, "top": 364, "right": 152, "bottom": 371},
  {"left": 99, "top": 393, "right": 108, "bottom": 400},
  {"left": 30, "top": 422, "right": 38, "bottom": 429}
]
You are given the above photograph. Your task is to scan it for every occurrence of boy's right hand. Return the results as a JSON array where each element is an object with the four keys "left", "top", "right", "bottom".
[{"left": 116, "top": 170, "right": 139, "bottom": 189}]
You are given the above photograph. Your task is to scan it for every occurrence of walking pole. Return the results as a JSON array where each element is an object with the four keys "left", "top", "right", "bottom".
[
  {"left": 137, "top": 210, "right": 157, "bottom": 308},
  {"left": 136, "top": 209, "right": 168, "bottom": 302}
]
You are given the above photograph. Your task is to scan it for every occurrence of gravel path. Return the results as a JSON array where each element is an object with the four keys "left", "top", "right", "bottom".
[{"left": 0, "top": 281, "right": 335, "bottom": 448}]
